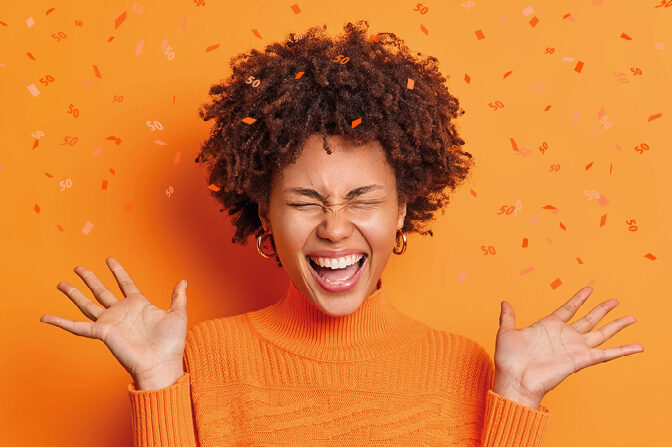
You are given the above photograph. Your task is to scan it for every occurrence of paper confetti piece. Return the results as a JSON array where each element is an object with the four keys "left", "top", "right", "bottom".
[
  {"left": 93, "top": 65, "right": 102, "bottom": 79},
  {"left": 647, "top": 113, "right": 662, "bottom": 121},
  {"left": 550, "top": 278, "right": 562, "bottom": 289},
  {"left": 597, "top": 108, "right": 606, "bottom": 119},
  {"left": 102, "top": 180, "right": 108, "bottom": 190},
  {"left": 520, "top": 266, "right": 534, "bottom": 275},
  {"left": 529, "top": 16, "right": 539, "bottom": 27},
  {"left": 522, "top": 238, "right": 529, "bottom": 248},
  {"left": 0, "top": 21, "right": 8, "bottom": 26},
  {"left": 561, "top": 57, "right": 575, "bottom": 62},
  {"left": 290, "top": 4, "right": 301, "bottom": 14},
  {"left": 56, "top": 224, "right": 64, "bottom": 232},
  {"left": 32, "top": 139, "right": 39, "bottom": 149},
  {"left": 135, "top": 40, "right": 144, "bottom": 55},
  {"left": 208, "top": 183, "right": 221, "bottom": 192},
  {"left": 106, "top": 36, "right": 115, "bottom": 43},
  {"left": 27, "top": 52, "right": 36, "bottom": 61},
  {"left": 26, "top": 16, "right": 35, "bottom": 28},
  {"left": 420, "top": 24, "right": 428, "bottom": 35},
  {"left": 153, "top": 139, "right": 168, "bottom": 145},
  {"left": 599, "top": 214, "right": 607, "bottom": 227},
  {"left": 464, "top": 74, "right": 471, "bottom": 84},
  {"left": 205, "top": 44, "right": 219, "bottom": 53},
  {"left": 510, "top": 137, "right": 519, "bottom": 152},
  {"left": 620, "top": 33, "right": 632, "bottom": 41},
  {"left": 644, "top": 253, "right": 656, "bottom": 261},
  {"left": 106, "top": 136, "right": 122, "bottom": 145},
  {"left": 475, "top": 29, "right": 485, "bottom": 40},
  {"left": 585, "top": 161, "right": 593, "bottom": 170},
  {"left": 469, "top": 189, "right": 477, "bottom": 198},
  {"left": 80, "top": 221, "right": 94, "bottom": 235},
  {"left": 503, "top": 70, "right": 513, "bottom": 79},
  {"left": 351, "top": 117, "right": 362, "bottom": 128},
  {"left": 251, "top": 29, "right": 262, "bottom": 39},
  {"left": 34, "top": 204, "right": 40, "bottom": 213},
  {"left": 559, "top": 222, "right": 567, "bottom": 231},
  {"left": 295, "top": 71, "right": 304, "bottom": 79},
  {"left": 596, "top": 195, "right": 609, "bottom": 207},
  {"left": 574, "top": 61, "right": 584, "bottom": 73},
  {"left": 124, "top": 202, "right": 135, "bottom": 212},
  {"left": 110, "top": 168, "right": 115, "bottom": 175},
  {"left": 115, "top": 11, "right": 127, "bottom": 30},
  {"left": 544, "top": 105, "right": 552, "bottom": 111},
  {"left": 407, "top": 78, "right": 415, "bottom": 89},
  {"left": 27, "top": 84, "right": 40, "bottom": 97},
  {"left": 572, "top": 110, "right": 581, "bottom": 124},
  {"left": 46, "top": 8, "right": 55, "bottom": 15},
  {"left": 92, "top": 145, "right": 102, "bottom": 156},
  {"left": 456, "top": 269, "right": 467, "bottom": 282},
  {"left": 242, "top": 117, "right": 256, "bottom": 124},
  {"left": 529, "top": 215, "right": 539, "bottom": 225},
  {"left": 522, "top": 6, "right": 534, "bottom": 16},
  {"left": 174, "top": 151, "right": 182, "bottom": 164}
]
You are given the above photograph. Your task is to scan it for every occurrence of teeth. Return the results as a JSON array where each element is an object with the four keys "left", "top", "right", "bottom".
[{"left": 308, "top": 254, "right": 364, "bottom": 269}]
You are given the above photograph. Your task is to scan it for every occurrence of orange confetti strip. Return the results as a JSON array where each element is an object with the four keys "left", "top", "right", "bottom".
[
  {"left": 107, "top": 36, "right": 115, "bottom": 42},
  {"left": 475, "top": 29, "right": 485, "bottom": 40},
  {"left": 290, "top": 4, "right": 301, "bottom": 14},
  {"left": 56, "top": 225, "right": 64, "bottom": 232},
  {"left": 124, "top": 202, "right": 135, "bottom": 212},
  {"left": 44, "top": 172, "right": 53, "bottom": 178},
  {"left": 46, "top": 8, "right": 55, "bottom": 15},
  {"left": 205, "top": 44, "right": 219, "bottom": 53},
  {"left": 585, "top": 161, "right": 593, "bottom": 170},
  {"left": 510, "top": 138, "right": 519, "bottom": 152},
  {"left": 34, "top": 204, "right": 41, "bottom": 213},
  {"left": 407, "top": 78, "right": 415, "bottom": 89},
  {"left": 242, "top": 117, "right": 256, "bottom": 124},
  {"left": 102, "top": 179, "right": 108, "bottom": 190},
  {"left": 576, "top": 257, "right": 584, "bottom": 264},
  {"left": 562, "top": 13, "right": 571, "bottom": 19},
  {"left": 546, "top": 237, "right": 553, "bottom": 244},
  {"left": 208, "top": 183, "right": 221, "bottom": 192},
  {"left": 522, "top": 238, "right": 528, "bottom": 248},
  {"left": 32, "top": 139, "right": 39, "bottom": 149},
  {"left": 599, "top": 214, "right": 607, "bottom": 227},
  {"left": 544, "top": 105, "right": 552, "bottom": 111},
  {"left": 644, "top": 253, "right": 656, "bottom": 261},
  {"left": 295, "top": 71, "right": 304, "bottom": 79},
  {"left": 251, "top": 29, "right": 262, "bottom": 39},
  {"left": 106, "top": 136, "right": 122, "bottom": 145},
  {"left": 172, "top": 95, "right": 176, "bottom": 105},
  {"left": 351, "top": 117, "right": 362, "bottom": 128},
  {"left": 464, "top": 74, "right": 471, "bottom": 84},
  {"left": 520, "top": 267, "right": 534, "bottom": 275},
  {"left": 609, "top": 163, "right": 613, "bottom": 174},
  {"left": 542, "top": 205, "right": 557, "bottom": 210},
  {"left": 93, "top": 65, "right": 102, "bottom": 79},
  {"left": 559, "top": 222, "right": 567, "bottom": 231},
  {"left": 648, "top": 113, "right": 662, "bottom": 121},
  {"left": 115, "top": 11, "right": 127, "bottom": 30},
  {"left": 469, "top": 189, "right": 477, "bottom": 198},
  {"left": 574, "top": 61, "right": 584, "bottom": 73},
  {"left": 0, "top": 21, "right": 7, "bottom": 26},
  {"left": 420, "top": 24, "right": 428, "bottom": 35},
  {"left": 550, "top": 278, "right": 562, "bottom": 290},
  {"left": 529, "top": 16, "right": 539, "bottom": 27},
  {"left": 620, "top": 33, "right": 632, "bottom": 40},
  {"left": 110, "top": 168, "right": 115, "bottom": 175},
  {"left": 503, "top": 70, "right": 513, "bottom": 79},
  {"left": 174, "top": 151, "right": 182, "bottom": 164},
  {"left": 27, "top": 52, "right": 36, "bottom": 61}
]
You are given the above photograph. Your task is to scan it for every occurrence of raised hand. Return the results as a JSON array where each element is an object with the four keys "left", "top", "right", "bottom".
[
  {"left": 492, "top": 286, "right": 644, "bottom": 408},
  {"left": 40, "top": 257, "right": 189, "bottom": 389}
]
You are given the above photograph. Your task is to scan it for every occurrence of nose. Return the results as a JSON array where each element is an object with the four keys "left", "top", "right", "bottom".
[{"left": 315, "top": 207, "right": 354, "bottom": 243}]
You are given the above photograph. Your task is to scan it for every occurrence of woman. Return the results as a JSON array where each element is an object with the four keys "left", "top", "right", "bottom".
[{"left": 40, "top": 20, "right": 643, "bottom": 446}]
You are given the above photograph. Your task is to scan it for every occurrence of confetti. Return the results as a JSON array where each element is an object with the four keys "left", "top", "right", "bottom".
[
  {"left": 27, "top": 52, "right": 36, "bottom": 61},
  {"left": 174, "top": 151, "right": 182, "bottom": 164},
  {"left": 153, "top": 139, "right": 168, "bottom": 145},
  {"left": 585, "top": 161, "right": 594, "bottom": 170},
  {"left": 475, "top": 29, "right": 485, "bottom": 40},
  {"left": 407, "top": 78, "right": 415, "bottom": 89},
  {"left": 93, "top": 65, "right": 102, "bottom": 79},
  {"left": 242, "top": 117, "right": 256, "bottom": 124},
  {"left": 544, "top": 105, "right": 552, "bottom": 111},
  {"left": 27, "top": 84, "right": 40, "bottom": 97},
  {"left": 529, "top": 215, "right": 539, "bottom": 225},
  {"left": 647, "top": 113, "right": 662, "bottom": 121},
  {"left": 102, "top": 180, "right": 108, "bottom": 190},
  {"left": 124, "top": 202, "right": 135, "bottom": 212},
  {"left": 469, "top": 189, "right": 477, "bottom": 198},
  {"left": 561, "top": 57, "right": 575, "bottom": 62},
  {"left": 596, "top": 195, "right": 610, "bottom": 207},
  {"left": 56, "top": 225, "right": 64, "bottom": 232},
  {"left": 34, "top": 204, "right": 40, "bottom": 214},
  {"left": 92, "top": 145, "right": 102, "bottom": 156},
  {"left": 32, "top": 139, "right": 39, "bottom": 149},
  {"left": 510, "top": 137, "right": 519, "bottom": 152},
  {"left": 205, "top": 44, "right": 219, "bottom": 53},
  {"left": 522, "top": 6, "right": 534, "bottom": 16},
  {"left": 0, "top": 21, "right": 7, "bottom": 26},
  {"left": 464, "top": 74, "right": 471, "bottom": 84},
  {"left": 135, "top": 40, "right": 144, "bottom": 55},
  {"left": 208, "top": 183, "right": 221, "bottom": 192},
  {"left": 529, "top": 16, "right": 539, "bottom": 27},
  {"left": 620, "top": 33, "right": 632, "bottom": 40},
  {"left": 520, "top": 267, "right": 533, "bottom": 275},
  {"left": 572, "top": 110, "right": 581, "bottom": 124},
  {"left": 599, "top": 214, "right": 607, "bottom": 227},
  {"left": 550, "top": 278, "right": 562, "bottom": 290},
  {"left": 81, "top": 221, "right": 94, "bottom": 235},
  {"left": 644, "top": 253, "right": 656, "bottom": 261},
  {"left": 351, "top": 117, "right": 362, "bottom": 128},
  {"left": 251, "top": 29, "right": 262, "bottom": 39},
  {"left": 420, "top": 24, "right": 428, "bottom": 35},
  {"left": 522, "top": 238, "right": 528, "bottom": 248},
  {"left": 106, "top": 136, "right": 122, "bottom": 145},
  {"left": 574, "top": 61, "right": 584, "bottom": 73},
  {"left": 503, "top": 70, "right": 513, "bottom": 79},
  {"left": 456, "top": 269, "right": 467, "bottom": 282},
  {"left": 115, "top": 11, "right": 127, "bottom": 30},
  {"left": 26, "top": 16, "right": 35, "bottom": 28},
  {"left": 46, "top": 8, "right": 55, "bottom": 15},
  {"left": 290, "top": 4, "right": 301, "bottom": 14},
  {"left": 295, "top": 71, "right": 304, "bottom": 79}
]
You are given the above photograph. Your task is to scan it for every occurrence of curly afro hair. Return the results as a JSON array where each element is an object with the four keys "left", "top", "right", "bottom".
[{"left": 195, "top": 19, "right": 475, "bottom": 267}]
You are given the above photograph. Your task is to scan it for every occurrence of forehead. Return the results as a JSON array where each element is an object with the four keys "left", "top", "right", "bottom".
[{"left": 274, "top": 134, "right": 394, "bottom": 195}]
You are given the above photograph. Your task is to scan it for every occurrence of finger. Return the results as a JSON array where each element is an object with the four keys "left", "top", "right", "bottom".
[
  {"left": 74, "top": 265, "right": 119, "bottom": 308},
  {"left": 105, "top": 257, "right": 142, "bottom": 298},
  {"left": 550, "top": 287, "right": 593, "bottom": 323},
  {"left": 586, "top": 343, "right": 645, "bottom": 368},
  {"left": 584, "top": 315, "right": 638, "bottom": 348},
  {"left": 571, "top": 298, "right": 620, "bottom": 333},
  {"left": 56, "top": 281, "right": 105, "bottom": 321},
  {"left": 39, "top": 314, "right": 98, "bottom": 339},
  {"left": 499, "top": 300, "right": 516, "bottom": 331},
  {"left": 169, "top": 279, "right": 188, "bottom": 316}
]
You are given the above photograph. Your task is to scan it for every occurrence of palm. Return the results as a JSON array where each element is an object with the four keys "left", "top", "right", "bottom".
[{"left": 494, "top": 287, "right": 643, "bottom": 400}]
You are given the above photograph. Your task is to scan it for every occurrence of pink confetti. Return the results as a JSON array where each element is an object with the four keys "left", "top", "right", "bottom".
[
  {"left": 596, "top": 195, "right": 610, "bottom": 207},
  {"left": 456, "top": 269, "right": 467, "bottom": 283},
  {"left": 520, "top": 267, "right": 534, "bottom": 275},
  {"left": 572, "top": 110, "right": 581, "bottom": 124},
  {"left": 135, "top": 40, "right": 144, "bottom": 55},
  {"left": 153, "top": 139, "right": 168, "bottom": 145},
  {"left": 82, "top": 221, "right": 94, "bottom": 235},
  {"left": 92, "top": 145, "right": 102, "bottom": 156}
]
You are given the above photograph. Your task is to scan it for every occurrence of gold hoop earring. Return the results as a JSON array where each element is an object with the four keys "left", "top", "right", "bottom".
[
  {"left": 257, "top": 232, "right": 277, "bottom": 258},
  {"left": 393, "top": 229, "right": 407, "bottom": 255}
]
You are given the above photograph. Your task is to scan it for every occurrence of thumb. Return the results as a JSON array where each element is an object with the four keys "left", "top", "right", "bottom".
[
  {"left": 170, "top": 279, "right": 188, "bottom": 315},
  {"left": 499, "top": 300, "right": 516, "bottom": 331}
]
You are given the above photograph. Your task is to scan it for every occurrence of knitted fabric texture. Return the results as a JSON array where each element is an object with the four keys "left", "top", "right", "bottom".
[{"left": 128, "top": 280, "right": 551, "bottom": 446}]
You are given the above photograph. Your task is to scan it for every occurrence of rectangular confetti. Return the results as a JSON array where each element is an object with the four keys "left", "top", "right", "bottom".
[
  {"left": 82, "top": 221, "right": 94, "bottom": 235},
  {"left": 475, "top": 29, "right": 485, "bottom": 40},
  {"left": 522, "top": 6, "right": 534, "bottom": 16},
  {"left": 26, "top": 16, "right": 35, "bottom": 28},
  {"left": 27, "top": 84, "right": 40, "bottom": 97}
]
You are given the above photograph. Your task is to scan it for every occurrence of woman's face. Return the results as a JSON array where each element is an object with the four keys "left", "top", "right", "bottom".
[{"left": 258, "top": 133, "right": 406, "bottom": 317}]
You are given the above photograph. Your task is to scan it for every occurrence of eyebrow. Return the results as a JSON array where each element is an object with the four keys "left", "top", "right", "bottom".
[{"left": 283, "top": 184, "right": 384, "bottom": 201}]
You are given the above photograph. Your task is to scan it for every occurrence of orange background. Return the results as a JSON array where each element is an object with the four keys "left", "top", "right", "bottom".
[{"left": 1, "top": 0, "right": 670, "bottom": 445}]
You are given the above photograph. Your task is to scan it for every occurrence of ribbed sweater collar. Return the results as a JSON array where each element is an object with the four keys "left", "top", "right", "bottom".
[{"left": 246, "top": 279, "right": 428, "bottom": 362}]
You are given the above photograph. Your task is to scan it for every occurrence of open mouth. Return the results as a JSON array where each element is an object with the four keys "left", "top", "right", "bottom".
[{"left": 306, "top": 254, "right": 367, "bottom": 284}]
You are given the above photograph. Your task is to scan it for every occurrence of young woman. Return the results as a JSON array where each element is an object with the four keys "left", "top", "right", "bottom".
[{"left": 40, "top": 20, "right": 643, "bottom": 446}]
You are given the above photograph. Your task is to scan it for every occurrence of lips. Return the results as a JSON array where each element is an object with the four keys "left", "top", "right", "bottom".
[{"left": 305, "top": 253, "right": 368, "bottom": 292}]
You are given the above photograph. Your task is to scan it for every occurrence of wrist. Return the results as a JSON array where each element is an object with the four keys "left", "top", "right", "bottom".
[
  {"left": 492, "top": 374, "right": 543, "bottom": 410},
  {"left": 133, "top": 366, "right": 184, "bottom": 391}
]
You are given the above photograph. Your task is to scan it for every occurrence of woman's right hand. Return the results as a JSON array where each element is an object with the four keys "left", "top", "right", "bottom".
[{"left": 40, "top": 257, "right": 189, "bottom": 388}]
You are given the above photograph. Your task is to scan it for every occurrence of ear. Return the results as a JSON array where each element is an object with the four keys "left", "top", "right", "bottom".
[
  {"left": 258, "top": 203, "right": 270, "bottom": 233},
  {"left": 397, "top": 201, "right": 407, "bottom": 230}
]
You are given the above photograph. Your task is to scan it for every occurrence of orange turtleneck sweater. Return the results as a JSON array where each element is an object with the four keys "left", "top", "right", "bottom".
[{"left": 128, "top": 280, "right": 551, "bottom": 446}]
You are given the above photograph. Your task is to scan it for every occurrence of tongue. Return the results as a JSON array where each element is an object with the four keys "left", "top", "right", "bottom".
[{"left": 315, "top": 262, "right": 359, "bottom": 282}]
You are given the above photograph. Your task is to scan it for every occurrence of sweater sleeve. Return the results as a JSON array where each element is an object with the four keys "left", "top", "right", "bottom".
[
  {"left": 476, "top": 344, "right": 552, "bottom": 447},
  {"left": 127, "top": 333, "right": 199, "bottom": 447}
]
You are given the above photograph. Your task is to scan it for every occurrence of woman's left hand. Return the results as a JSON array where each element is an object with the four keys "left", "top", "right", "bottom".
[{"left": 492, "top": 286, "right": 644, "bottom": 408}]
